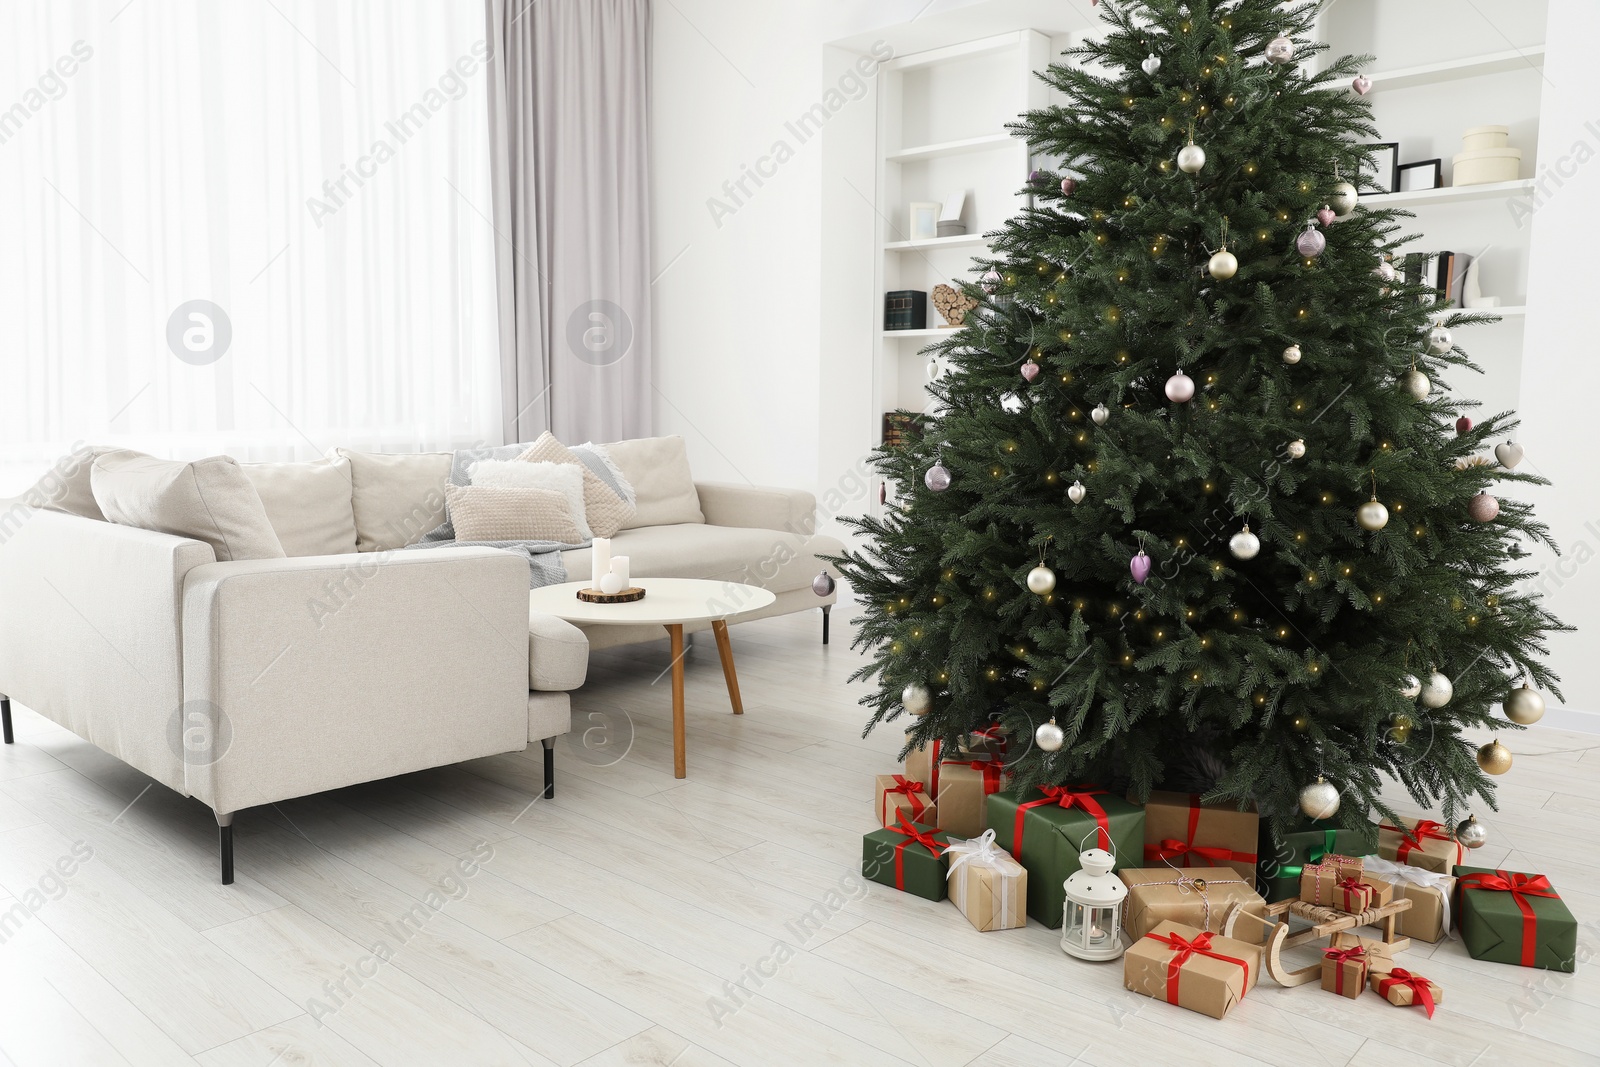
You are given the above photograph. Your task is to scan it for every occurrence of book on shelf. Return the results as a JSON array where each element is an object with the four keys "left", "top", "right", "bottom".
[
  {"left": 882, "top": 412, "right": 927, "bottom": 449},
  {"left": 884, "top": 290, "right": 928, "bottom": 331},
  {"left": 1402, "top": 251, "right": 1471, "bottom": 307}
]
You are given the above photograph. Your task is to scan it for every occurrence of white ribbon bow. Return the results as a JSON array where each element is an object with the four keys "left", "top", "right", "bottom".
[
  {"left": 942, "top": 828, "right": 1016, "bottom": 877},
  {"left": 1359, "top": 855, "right": 1455, "bottom": 938}
]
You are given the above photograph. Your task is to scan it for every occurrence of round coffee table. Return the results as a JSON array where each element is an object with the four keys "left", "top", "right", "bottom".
[{"left": 527, "top": 578, "right": 777, "bottom": 778}]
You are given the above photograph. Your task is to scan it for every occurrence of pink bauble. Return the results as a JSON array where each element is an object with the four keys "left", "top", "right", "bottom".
[
  {"left": 1297, "top": 227, "right": 1326, "bottom": 257},
  {"left": 924, "top": 464, "right": 952, "bottom": 492},
  {"left": 1468, "top": 492, "right": 1500, "bottom": 523},
  {"left": 1456, "top": 416, "right": 1473, "bottom": 435},
  {"left": 1352, "top": 75, "right": 1372, "bottom": 95},
  {"left": 981, "top": 269, "right": 1001, "bottom": 294},
  {"left": 1317, "top": 207, "right": 1336, "bottom": 227},
  {"left": 1165, "top": 372, "right": 1196, "bottom": 403},
  {"left": 1130, "top": 551, "right": 1152, "bottom": 585},
  {"left": 1060, "top": 177, "right": 1078, "bottom": 197},
  {"left": 1021, "top": 360, "right": 1041, "bottom": 382}
]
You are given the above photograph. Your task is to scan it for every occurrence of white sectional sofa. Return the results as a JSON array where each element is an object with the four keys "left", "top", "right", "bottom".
[{"left": 0, "top": 435, "right": 840, "bottom": 883}]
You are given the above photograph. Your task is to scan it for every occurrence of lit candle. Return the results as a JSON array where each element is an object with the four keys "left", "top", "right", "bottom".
[
  {"left": 591, "top": 537, "right": 610, "bottom": 591},
  {"left": 609, "top": 555, "right": 630, "bottom": 590}
]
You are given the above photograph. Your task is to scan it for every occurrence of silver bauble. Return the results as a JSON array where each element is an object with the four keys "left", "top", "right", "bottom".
[
  {"left": 1427, "top": 326, "right": 1453, "bottom": 354},
  {"left": 1177, "top": 142, "right": 1206, "bottom": 174},
  {"left": 811, "top": 571, "right": 835, "bottom": 597},
  {"left": 1282, "top": 344, "right": 1302, "bottom": 365},
  {"left": 1285, "top": 439, "right": 1306, "bottom": 460},
  {"left": 1027, "top": 564, "right": 1057, "bottom": 595},
  {"left": 1164, "top": 371, "right": 1196, "bottom": 403},
  {"left": 1375, "top": 260, "right": 1397, "bottom": 283},
  {"left": 1329, "top": 181, "right": 1358, "bottom": 217},
  {"left": 1420, "top": 670, "right": 1453, "bottom": 709},
  {"left": 1265, "top": 34, "right": 1296, "bottom": 65},
  {"left": 1456, "top": 815, "right": 1490, "bottom": 850},
  {"left": 1299, "top": 775, "right": 1340, "bottom": 820},
  {"left": 924, "top": 463, "right": 952, "bottom": 492},
  {"left": 901, "top": 683, "right": 932, "bottom": 717},
  {"left": 1091, "top": 403, "right": 1110, "bottom": 425},
  {"left": 1504, "top": 684, "right": 1546, "bottom": 725},
  {"left": 1400, "top": 369, "right": 1432, "bottom": 401},
  {"left": 1208, "top": 249, "right": 1239, "bottom": 280},
  {"left": 1357, "top": 499, "right": 1390, "bottom": 531},
  {"left": 1035, "top": 718, "right": 1065, "bottom": 752},
  {"left": 1229, "top": 525, "right": 1261, "bottom": 560},
  {"left": 1399, "top": 673, "right": 1422, "bottom": 700},
  {"left": 1141, "top": 53, "right": 1161, "bottom": 76},
  {"left": 1067, "top": 480, "right": 1087, "bottom": 504},
  {"left": 981, "top": 269, "right": 1001, "bottom": 294}
]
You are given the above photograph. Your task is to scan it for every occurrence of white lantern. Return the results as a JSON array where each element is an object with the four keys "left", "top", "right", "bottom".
[{"left": 1060, "top": 845, "right": 1127, "bottom": 961}]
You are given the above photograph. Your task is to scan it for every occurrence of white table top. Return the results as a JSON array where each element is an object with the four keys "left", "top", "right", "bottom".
[{"left": 526, "top": 578, "right": 777, "bottom": 627}]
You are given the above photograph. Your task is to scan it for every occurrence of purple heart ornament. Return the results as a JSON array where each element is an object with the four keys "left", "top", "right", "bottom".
[{"left": 1130, "top": 551, "right": 1152, "bottom": 585}]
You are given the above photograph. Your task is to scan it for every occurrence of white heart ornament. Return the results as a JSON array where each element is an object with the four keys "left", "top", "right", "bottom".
[
  {"left": 1495, "top": 441, "right": 1524, "bottom": 469},
  {"left": 1141, "top": 54, "right": 1161, "bottom": 76}
]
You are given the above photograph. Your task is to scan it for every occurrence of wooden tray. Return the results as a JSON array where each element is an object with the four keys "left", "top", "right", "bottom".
[{"left": 575, "top": 587, "right": 646, "bottom": 604}]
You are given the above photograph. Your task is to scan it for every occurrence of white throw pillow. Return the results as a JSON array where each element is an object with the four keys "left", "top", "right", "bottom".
[
  {"left": 517, "top": 432, "right": 636, "bottom": 538},
  {"left": 468, "top": 459, "right": 592, "bottom": 540},
  {"left": 90, "top": 450, "right": 286, "bottom": 561},
  {"left": 444, "top": 484, "right": 586, "bottom": 544}
]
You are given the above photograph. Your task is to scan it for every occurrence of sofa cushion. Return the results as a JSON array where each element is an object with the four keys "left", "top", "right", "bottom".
[
  {"left": 527, "top": 613, "right": 589, "bottom": 692},
  {"left": 469, "top": 459, "right": 592, "bottom": 540},
  {"left": 241, "top": 457, "right": 358, "bottom": 556},
  {"left": 445, "top": 484, "right": 587, "bottom": 544},
  {"left": 517, "top": 432, "right": 634, "bottom": 538},
  {"left": 90, "top": 450, "right": 286, "bottom": 562},
  {"left": 604, "top": 435, "right": 704, "bottom": 529},
  {"left": 559, "top": 522, "right": 842, "bottom": 594},
  {"left": 24, "top": 445, "right": 119, "bottom": 520},
  {"left": 330, "top": 448, "right": 452, "bottom": 552}
]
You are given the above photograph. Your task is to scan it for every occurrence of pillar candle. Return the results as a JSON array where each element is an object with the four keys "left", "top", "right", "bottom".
[
  {"left": 591, "top": 537, "right": 610, "bottom": 590},
  {"left": 609, "top": 555, "right": 630, "bottom": 589}
]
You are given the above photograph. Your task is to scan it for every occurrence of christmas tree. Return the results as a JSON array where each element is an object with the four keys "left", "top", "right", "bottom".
[{"left": 832, "top": 0, "right": 1568, "bottom": 844}]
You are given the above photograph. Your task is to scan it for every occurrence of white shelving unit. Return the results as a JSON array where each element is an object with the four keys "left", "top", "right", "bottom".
[
  {"left": 1370, "top": 178, "right": 1535, "bottom": 208},
  {"left": 1363, "top": 46, "right": 1546, "bottom": 94}
]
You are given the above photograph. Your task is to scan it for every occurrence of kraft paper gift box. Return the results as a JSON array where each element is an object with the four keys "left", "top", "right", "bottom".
[
  {"left": 873, "top": 773, "right": 935, "bottom": 830},
  {"left": 986, "top": 785, "right": 1144, "bottom": 928},
  {"left": 862, "top": 814, "right": 950, "bottom": 901},
  {"left": 1454, "top": 865, "right": 1577, "bottom": 972},
  {"left": 1123, "top": 920, "right": 1261, "bottom": 1021},
  {"left": 903, "top": 730, "right": 945, "bottom": 801},
  {"left": 1377, "top": 817, "right": 1465, "bottom": 875},
  {"left": 934, "top": 756, "right": 1010, "bottom": 839},
  {"left": 1118, "top": 866, "right": 1269, "bottom": 945},
  {"left": 1256, "top": 818, "right": 1375, "bottom": 903},
  {"left": 1368, "top": 959, "right": 1443, "bottom": 1018},
  {"left": 1361, "top": 856, "right": 1454, "bottom": 942},
  {"left": 1320, "top": 931, "right": 1390, "bottom": 999},
  {"left": 1140, "top": 791, "right": 1260, "bottom": 884},
  {"left": 962, "top": 725, "right": 1009, "bottom": 759},
  {"left": 943, "top": 829, "right": 1027, "bottom": 932}
]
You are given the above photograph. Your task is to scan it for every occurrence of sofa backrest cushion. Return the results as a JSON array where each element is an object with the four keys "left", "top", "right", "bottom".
[
  {"left": 604, "top": 435, "right": 704, "bottom": 530},
  {"left": 90, "top": 450, "right": 287, "bottom": 562},
  {"left": 241, "top": 457, "right": 359, "bottom": 556},
  {"left": 26, "top": 445, "right": 120, "bottom": 520},
  {"left": 328, "top": 448, "right": 452, "bottom": 552}
]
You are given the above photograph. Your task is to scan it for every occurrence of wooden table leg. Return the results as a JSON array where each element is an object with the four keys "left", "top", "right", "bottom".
[
  {"left": 666, "top": 624, "right": 687, "bottom": 778},
  {"left": 711, "top": 619, "right": 743, "bottom": 714}
]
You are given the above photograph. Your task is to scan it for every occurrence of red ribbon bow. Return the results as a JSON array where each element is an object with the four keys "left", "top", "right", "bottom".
[
  {"left": 1457, "top": 870, "right": 1557, "bottom": 967},
  {"left": 1323, "top": 945, "right": 1366, "bottom": 996},
  {"left": 1381, "top": 819, "right": 1462, "bottom": 868},
  {"left": 1012, "top": 785, "right": 1111, "bottom": 859},
  {"left": 1378, "top": 968, "right": 1439, "bottom": 1018},
  {"left": 1143, "top": 929, "right": 1251, "bottom": 1006},
  {"left": 882, "top": 775, "right": 928, "bottom": 823},
  {"left": 1143, "top": 795, "right": 1259, "bottom": 868},
  {"left": 885, "top": 811, "right": 945, "bottom": 891},
  {"left": 1335, "top": 877, "right": 1373, "bottom": 912}
]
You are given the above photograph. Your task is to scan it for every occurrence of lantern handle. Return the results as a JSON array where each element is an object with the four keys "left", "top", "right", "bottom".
[{"left": 1078, "top": 826, "right": 1117, "bottom": 862}]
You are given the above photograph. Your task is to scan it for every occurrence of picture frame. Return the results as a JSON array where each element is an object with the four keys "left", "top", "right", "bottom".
[
  {"left": 1361, "top": 142, "right": 1399, "bottom": 194},
  {"left": 908, "top": 201, "right": 940, "bottom": 241},
  {"left": 1398, "top": 159, "right": 1443, "bottom": 193}
]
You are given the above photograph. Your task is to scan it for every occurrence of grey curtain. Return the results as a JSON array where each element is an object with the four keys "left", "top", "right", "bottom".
[{"left": 485, "top": 0, "right": 653, "bottom": 445}]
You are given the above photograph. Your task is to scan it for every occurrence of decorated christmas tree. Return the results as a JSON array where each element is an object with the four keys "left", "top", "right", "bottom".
[{"left": 832, "top": 0, "right": 1567, "bottom": 845}]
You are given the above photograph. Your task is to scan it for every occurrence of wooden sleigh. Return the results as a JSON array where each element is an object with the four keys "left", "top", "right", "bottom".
[{"left": 1222, "top": 896, "right": 1414, "bottom": 986}]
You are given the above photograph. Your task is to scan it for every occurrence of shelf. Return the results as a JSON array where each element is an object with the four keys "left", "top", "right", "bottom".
[
  {"left": 883, "top": 233, "right": 988, "bottom": 253},
  {"left": 1365, "top": 179, "right": 1534, "bottom": 208},
  {"left": 1431, "top": 304, "right": 1528, "bottom": 319},
  {"left": 1363, "top": 46, "right": 1546, "bottom": 93},
  {"left": 882, "top": 328, "right": 962, "bottom": 341},
  {"left": 886, "top": 133, "right": 1015, "bottom": 164}
]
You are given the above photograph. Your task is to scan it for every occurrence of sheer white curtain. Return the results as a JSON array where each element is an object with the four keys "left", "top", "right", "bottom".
[{"left": 0, "top": 0, "right": 501, "bottom": 493}]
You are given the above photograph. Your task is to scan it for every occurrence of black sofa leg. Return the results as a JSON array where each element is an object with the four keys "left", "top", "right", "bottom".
[
  {"left": 217, "top": 812, "right": 234, "bottom": 885},
  {"left": 541, "top": 737, "right": 555, "bottom": 799},
  {"left": 1, "top": 696, "right": 12, "bottom": 744},
  {"left": 821, "top": 605, "right": 831, "bottom": 646}
]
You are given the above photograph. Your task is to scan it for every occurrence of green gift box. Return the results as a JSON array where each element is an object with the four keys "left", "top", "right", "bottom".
[
  {"left": 1256, "top": 818, "right": 1375, "bottom": 903},
  {"left": 986, "top": 785, "right": 1144, "bottom": 928},
  {"left": 1454, "top": 865, "right": 1578, "bottom": 972},
  {"left": 862, "top": 815, "right": 950, "bottom": 901}
]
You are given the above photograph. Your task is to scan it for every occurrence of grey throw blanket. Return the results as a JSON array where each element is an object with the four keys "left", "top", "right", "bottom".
[{"left": 403, "top": 441, "right": 634, "bottom": 588}]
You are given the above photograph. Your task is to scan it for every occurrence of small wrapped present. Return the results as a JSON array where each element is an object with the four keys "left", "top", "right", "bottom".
[
  {"left": 943, "top": 828, "right": 1027, "bottom": 932},
  {"left": 873, "top": 773, "right": 934, "bottom": 830},
  {"left": 962, "top": 724, "right": 1009, "bottom": 759},
  {"left": 862, "top": 813, "right": 950, "bottom": 901},
  {"left": 1123, "top": 920, "right": 1261, "bottom": 1020},
  {"left": 1369, "top": 963, "right": 1442, "bottom": 1018},
  {"left": 1119, "top": 867, "right": 1269, "bottom": 944},
  {"left": 1455, "top": 866, "right": 1577, "bottom": 972},
  {"left": 1320, "top": 931, "right": 1389, "bottom": 999},
  {"left": 1360, "top": 856, "right": 1454, "bottom": 942},
  {"left": 934, "top": 756, "right": 1010, "bottom": 839},
  {"left": 1256, "top": 818, "right": 1375, "bottom": 903},
  {"left": 1299, "top": 861, "right": 1392, "bottom": 913},
  {"left": 1377, "top": 817, "right": 1464, "bottom": 874},
  {"left": 987, "top": 785, "right": 1145, "bottom": 928},
  {"left": 1140, "top": 791, "right": 1260, "bottom": 884},
  {"left": 903, "top": 730, "right": 946, "bottom": 801}
]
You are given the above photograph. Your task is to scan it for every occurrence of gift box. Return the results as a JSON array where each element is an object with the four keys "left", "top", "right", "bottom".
[
  {"left": 963, "top": 725, "right": 1009, "bottom": 759},
  {"left": 1377, "top": 817, "right": 1464, "bottom": 875},
  {"left": 1119, "top": 867, "right": 1269, "bottom": 944},
  {"left": 1123, "top": 920, "right": 1261, "bottom": 1020},
  {"left": 1140, "top": 791, "right": 1260, "bottom": 884},
  {"left": 874, "top": 773, "right": 934, "bottom": 830},
  {"left": 862, "top": 813, "right": 950, "bottom": 901},
  {"left": 1454, "top": 865, "right": 1577, "bottom": 972},
  {"left": 1256, "top": 818, "right": 1375, "bottom": 903},
  {"left": 1360, "top": 856, "right": 1454, "bottom": 942},
  {"left": 905, "top": 729, "right": 1005, "bottom": 801},
  {"left": 943, "top": 829, "right": 1027, "bottom": 932},
  {"left": 1300, "top": 862, "right": 1393, "bottom": 913},
  {"left": 987, "top": 785, "right": 1145, "bottom": 928},
  {"left": 1369, "top": 962, "right": 1443, "bottom": 1018},
  {"left": 934, "top": 757, "right": 1010, "bottom": 839},
  {"left": 1320, "top": 931, "right": 1389, "bottom": 999},
  {"left": 903, "top": 731, "right": 946, "bottom": 801}
]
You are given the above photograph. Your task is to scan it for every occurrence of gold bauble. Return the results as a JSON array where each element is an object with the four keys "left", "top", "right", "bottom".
[{"left": 1477, "top": 739, "right": 1513, "bottom": 776}]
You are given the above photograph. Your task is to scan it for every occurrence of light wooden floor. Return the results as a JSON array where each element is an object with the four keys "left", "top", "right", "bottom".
[{"left": 0, "top": 606, "right": 1596, "bottom": 1067}]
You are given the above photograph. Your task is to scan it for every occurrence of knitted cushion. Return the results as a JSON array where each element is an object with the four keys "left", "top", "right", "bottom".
[
  {"left": 468, "top": 459, "right": 592, "bottom": 540},
  {"left": 444, "top": 485, "right": 586, "bottom": 544}
]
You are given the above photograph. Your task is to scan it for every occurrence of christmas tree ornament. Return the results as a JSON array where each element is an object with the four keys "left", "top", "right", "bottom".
[
  {"left": 1352, "top": 74, "right": 1372, "bottom": 95},
  {"left": 1229, "top": 524, "right": 1261, "bottom": 560},
  {"left": 1027, "top": 564, "right": 1057, "bottom": 595},
  {"left": 1317, "top": 206, "right": 1336, "bottom": 227},
  {"left": 1285, "top": 438, "right": 1306, "bottom": 460},
  {"left": 811, "top": 571, "right": 835, "bottom": 597},
  {"left": 1374, "top": 259, "right": 1397, "bottom": 283},
  {"left": 1456, "top": 815, "right": 1489, "bottom": 849},
  {"left": 1130, "top": 549, "right": 1152, "bottom": 585},
  {"left": 1477, "top": 739, "right": 1513, "bottom": 776},
  {"left": 924, "top": 463, "right": 952, "bottom": 492},
  {"left": 1021, "top": 360, "right": 1041, "bottom": 382},
  {"left": 1427, "top": 326, "right": 1453, "bottom": 354},
  {"left": 1456, "top": 415, "right": 1473, "bottom": 435},
  {"left": 926, "top": 357, "right": 940, "bottom": 381},
  {"left": 1296, "top": 223, "right": 1326, "bottom": 258},
  {"left": 1468, "top": 492, "right": 1500, "bottom": 523},
  {"left": 1208, "top": 248, "right": 1238, "bottom": 279},
  {"left": 1282, "top": 343, "right": 1302, "bottom": 365},
  {"left": 1091, "top": 403, "right": 1110, "bottom": 425},
  {"left": 1494, "top": 440, "right": 1524, "bottom": 468},
  {"left": 1420, "top": 670, "right": 1453, "bottom": 709},
  {"left": 1400, "top": 368, "right": 1432, "bottom": 401},
  {"left": 981, "top": 269, "right": 1001, "bottom": 293},
  {"left": 1265, "top": 34, "right": 1296, "bottom": 64},
  {"left": 1400, "top": 673, "right": 1422, "bottom": 699},
  {"left": 1068, "top": 480, "right": 1087, "bottom": 504},
  {"left": 1165, "top": 371, "right": 1196, "bottom": 402},
  {"left": 1141, "top": 53, "right": 1161, "bottom": 76},
  {"left": 1329, "top": 181, "right": 1358, "bottom": 217},
  {"left": 1504, "top": 683, "right": 1546, "bottom": 725},
  {"left": 1358, "top": 472, "right": 1390, "bottom": 532},
  {"left": 1177, "top": 140, "right": 1206, "bottom": 175},
  {"left": 1035, "top": 717, "right": 1065, "bottom": 752},
  {"left": 1028, "top": 170, "right": 1045, "bottom": 187},
  {"left": 1299, "top": 775, "right": 1340, "bottom": 819},
  {"left": 902, "top": 683, "right": 932, "bottom": 716},
  {"left": 1060, "top": 176, "right": 1078, "bottom": 197}
]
